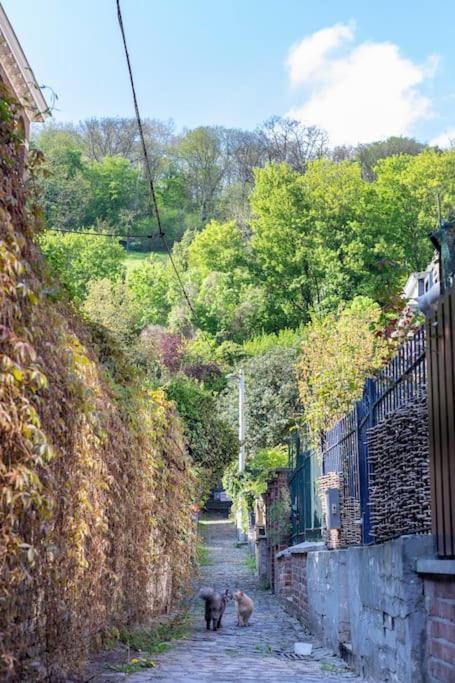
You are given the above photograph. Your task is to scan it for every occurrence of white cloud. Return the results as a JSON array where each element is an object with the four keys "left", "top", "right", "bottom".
[
  {"left": 285, "top": 24, "right": 439, "bottom": 146},
  {"left": 430, "top": 129, "right": 455, "bottom": 148},
  {"left": 286, "top": 23, "right": 355, "bottom": 88}
]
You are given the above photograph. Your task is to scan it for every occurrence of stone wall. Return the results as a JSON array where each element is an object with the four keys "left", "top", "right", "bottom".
[{"left": 276, "top": 534, "right": 437, "bottom": 682}]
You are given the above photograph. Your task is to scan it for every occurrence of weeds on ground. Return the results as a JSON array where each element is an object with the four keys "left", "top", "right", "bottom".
[
  {"left": 197, "top": 543, "right": 210, "bottom": 566},
  {"left": 321, "top": 661, "right": 344, "bottom": 673},
  {"left": 103, "top": 613, "right": 190, "bottom": 674},
  {"left": 254, "top": 643, "right": 273, "bottom": 655},
  {"left": 108, "top": 657, "right": 156, "bottom": 673},
  {"left": 244, "top": 554, "right": 256, "bottom": 573},
  {"left": 119, "top": 614, "right": 190, "bottom": 653},
  {"left": 258, "top": 578, "right": 271, "bottom": 591}
]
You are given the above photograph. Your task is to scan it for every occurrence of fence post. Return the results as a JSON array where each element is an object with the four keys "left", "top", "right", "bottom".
[{"left": 358, "top": 379, "right": 376, "bottom": 544}]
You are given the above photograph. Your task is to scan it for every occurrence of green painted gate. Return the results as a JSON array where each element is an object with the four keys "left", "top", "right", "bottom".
[{"left": 288, "top": 431, "right": 322, "bottom": 545}]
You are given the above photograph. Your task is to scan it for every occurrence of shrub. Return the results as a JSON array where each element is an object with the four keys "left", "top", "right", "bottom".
[
  {"left": 39, "top": 229, "right": 125, "bottom": 302},
  {"left": 165, "top": 376, "right": 237, "bottom": 494},
  {"left": 218, "top": 347, "right": 301, "bottom": 454},
  {"left": 298, "top": 296, "right": 387, "bottom": 444}
]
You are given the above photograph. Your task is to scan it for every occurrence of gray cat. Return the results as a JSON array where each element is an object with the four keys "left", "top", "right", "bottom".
[{"left": 198, "top": 587, "right": 231, "bottom": 631}]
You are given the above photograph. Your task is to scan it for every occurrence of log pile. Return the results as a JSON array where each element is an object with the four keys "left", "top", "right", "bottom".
[
  {"left": 318, "top": 472, "right": 342, "bottom": 549},
  {"left": 342, "top": 495, "right": 362, "bottom": 547},
  {"left": 368, "top": 391, "right": 431, "bottom": 544},
  {"left": 318, "top": 472, "right": 361, "bottom": 549}
]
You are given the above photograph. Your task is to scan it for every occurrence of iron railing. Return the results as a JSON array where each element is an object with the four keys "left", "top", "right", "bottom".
[
  {"left": 320, "top": 326, "right": 426, "bottom": 545},
  {"left": 288, "top": 326, "right": 427, "bottom": 547},
  {"left": 288, "top": 431, "right": 322, "bottom": 545}
]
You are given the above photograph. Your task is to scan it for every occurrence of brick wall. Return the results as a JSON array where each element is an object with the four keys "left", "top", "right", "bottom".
[
  {"left": 263, "top": 469, "right": 291, "bottom": 590},
  {"left": 275, "top": 535, "right": 436, "bottom": 682},
  {"left": 276, "top": 551, "right": 309, "bottom": 623},
  {"left": 424, "top": 576, "right": 455, "bottom": 682}
]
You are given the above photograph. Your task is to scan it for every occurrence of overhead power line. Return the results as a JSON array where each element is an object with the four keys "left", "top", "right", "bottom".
[
  {"left": 48, "top": 227, "right": 161, "bottom": 239},
  {"left": 115, "top": 0, "right": 195, "bottom": 316}
]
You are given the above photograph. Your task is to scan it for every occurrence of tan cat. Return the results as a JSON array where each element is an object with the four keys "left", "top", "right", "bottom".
[{"left": 233, "top": 590, "right": 254, "bottom": 627}]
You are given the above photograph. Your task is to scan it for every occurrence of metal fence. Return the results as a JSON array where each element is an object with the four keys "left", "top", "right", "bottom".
[
  {"left": 287, "top": 326, "right": 427, "bottom": 547},
  {"left": 321, "top": 325, "right": 426, "bottom": 544},
  {"left": 288, "top": 431, "right": 322, "bottom": 545},
  {"left": 426, "top": 288, "right": 455, "bottom": 558}
]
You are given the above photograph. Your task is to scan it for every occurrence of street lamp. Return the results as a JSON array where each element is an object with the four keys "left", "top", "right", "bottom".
[
  {"left": 226, "top": 368, "right": 245, "bottom": 474},
  {"left": 226, "top": 369, "right": 247, "bottom": 541}
]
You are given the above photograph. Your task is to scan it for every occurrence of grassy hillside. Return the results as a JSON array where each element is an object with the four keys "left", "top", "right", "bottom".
[{"left": 123, "top": 250, "right": 169, "bottom": 272}]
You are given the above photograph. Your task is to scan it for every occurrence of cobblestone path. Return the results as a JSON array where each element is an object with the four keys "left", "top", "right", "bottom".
[{"left": 128, "top": 513, "right": 359, "bottom": 683}]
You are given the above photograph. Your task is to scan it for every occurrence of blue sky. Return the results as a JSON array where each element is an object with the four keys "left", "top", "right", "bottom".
[{"left": 3, "top": 0, "right": 455, "bottom": 145}]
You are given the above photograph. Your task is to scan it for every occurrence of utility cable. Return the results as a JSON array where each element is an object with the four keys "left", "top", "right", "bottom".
[
  {"left": 48, "top": 227, "right": 161, "bottom": 239},
  {"left": 116, "top": 0, "right": 195, "bottom": 315}
]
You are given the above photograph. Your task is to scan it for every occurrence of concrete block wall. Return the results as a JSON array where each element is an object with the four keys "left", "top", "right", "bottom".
[
  {"left": 276, "top": 534, "right": 437, "bottom": 682},
  {"left": 345, "top": 535, "right": 433, "bottom": 682}
]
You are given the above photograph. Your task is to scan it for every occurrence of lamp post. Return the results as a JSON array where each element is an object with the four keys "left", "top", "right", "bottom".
[{"left": 226, "top": 369, "right": 247, "bottom": 541}]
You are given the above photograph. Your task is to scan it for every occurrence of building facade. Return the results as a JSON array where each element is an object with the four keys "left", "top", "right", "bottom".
[{"left": 0, "top": 2, "right": 48, "bottom": 140}]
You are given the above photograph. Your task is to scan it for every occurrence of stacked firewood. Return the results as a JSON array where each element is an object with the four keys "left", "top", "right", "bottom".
[
  {"left": 318, "top": 472, "right": 362, "bottom": 549},
  {"left": 318, "top": 472, "right": 342, "bottom": 549},
  {"left": 342, "top": 495, "right": 362, "bottom": 547},
  {"left": 368, "top": 391, "right": 431, "bottom": 544}
]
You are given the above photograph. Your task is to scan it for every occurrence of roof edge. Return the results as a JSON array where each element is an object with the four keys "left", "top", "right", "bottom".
[{"left": 0, "top": 3, "right": 49, "bottom": 120}]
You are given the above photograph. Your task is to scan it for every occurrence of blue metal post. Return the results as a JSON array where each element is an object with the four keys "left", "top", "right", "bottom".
[{"left": 358, "top": 378, "right": 376, "bottom": 544}]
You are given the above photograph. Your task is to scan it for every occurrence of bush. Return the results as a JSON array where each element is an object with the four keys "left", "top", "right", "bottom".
[
  {"left": 218, "top": 347, "right": 301, "bottom": 454},
  {"left": 298, "top": 296, "right": 387, "bottom": 444},
  {"left": 39, "top": 229, "right": 125, "bottom": 302},
  {"left": 223, "top": 446, "right": 288, "bottom": 531},
  {"left": 165, "top": 376, "right": 237, "bottom": 494}
]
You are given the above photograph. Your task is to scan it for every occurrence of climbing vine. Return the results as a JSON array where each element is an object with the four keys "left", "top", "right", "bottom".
[{"left": 0, "top": 84, "right": 196, "bottom": 680}]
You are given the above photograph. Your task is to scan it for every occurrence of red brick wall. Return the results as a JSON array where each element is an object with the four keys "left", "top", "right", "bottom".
[
  {"left": 263, "top": 469, "right": 291, "bottom": 590},
  {"left": 425, "top": 576, "right": 455, "bottom": 682},
  {"left": 276, "top": 552, "right": 309, "bottom": 624}
]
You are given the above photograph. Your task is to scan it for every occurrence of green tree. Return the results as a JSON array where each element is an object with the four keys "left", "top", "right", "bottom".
[
  {"left": 187, "top": 220, "right": 247, "bottom": 279},
  {"left": 250, "top": 161, "right": 373, "bottom": 325},
  {"left": 39, "top": 231, "right": 126, "bottom": 302},
  {"left": 298, "top": 297, "right": 386, "bottom": 444},
  {"left": 84, "top": 156, "right": 144, "bottom": 232},
  {"left": 218, "top": 347, "right": 301, "bottom": 455},
  {"left": 35, "top": 128, "right": 91, "bottom": 230},
  {"left": 356, "top": 136, "right": 426, "bottom": 181},
  {"left": 126, "top": 257, "right": 172, "bottom": 328},
  {"left": 84, "top": 278, "right": 142, "bottom": 344},
  {"left": 165, "top": 376, "right": 237, "bottom": 491},
  {"left": 366, "top": 150, "right": 455, "bottom": 299},
  {"left": 250, "top": 162, "right": 315, "bottom": 329}
]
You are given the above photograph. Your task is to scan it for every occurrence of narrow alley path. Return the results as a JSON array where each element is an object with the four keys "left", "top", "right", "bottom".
[{"left": 128, "top": 513, "right": 358, "bottom": 683}]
